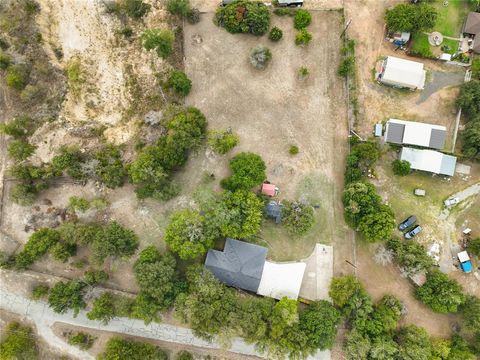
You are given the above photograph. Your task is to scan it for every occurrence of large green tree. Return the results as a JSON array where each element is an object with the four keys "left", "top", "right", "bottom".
[
  {"left": 91, "top": 221, "right": 139, "bottom": 264},
  {"left": 48, "top": 280, "right": 86, "bottom": 316},
  {"left": 164, "top": 209, "right": 214, "bottom": 260},
  {"left": 460, "top": 295, "right": 480, "bottom": 332},
  {"left": 221, "top": 152, "right": 266, "bottom": 191},
  {"left": 214, "top": 0, "right": 270, "bottom": 35},
  {"left": 462, "top": 119, "right": 480, "bottom": 160},
  {"left": 342, "top": 181, "right": 381, "bottom": 226},
  {"left": 15, "top": 228, "right": 61, "bottom": 269},
  {"left": 0, "top": 322, "right": 38, "bottom": 360},
  {"left": 396, "top": 325, "right": 432, "bottom": 360},
  {"left": 299, "top": 300, "right": 341, "bottom": 350},
  {"left": 415, "top": 271, "right": 465, "bottom": 313},
  {"left": 386, "top": 237, "right": 434, "bottom": 276},
  {"left": 358, "top": 206, "right": 395, "bottom": 243},
  {"left": 385, "top": 3, "right": 437, "bottom": 33},
  {"left": 456, "top": 80, "right": 480, "bottom": 119}
]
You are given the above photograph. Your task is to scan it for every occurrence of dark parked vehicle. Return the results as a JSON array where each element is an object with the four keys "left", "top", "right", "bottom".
[
  {"left": 398, "top": 215, "right": 417, "bottom": 231},
  {"left": 404, "top": 225, "right": 422, "bottom": 239}
]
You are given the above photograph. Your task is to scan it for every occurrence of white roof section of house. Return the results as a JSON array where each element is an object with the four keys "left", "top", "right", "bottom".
[
  {"left": 400, "top": 147, "right": 457, "bottom": 176},
  {"left": 257, "top": 261, "right": 306, "bottom": 300},
  {"left": 386, "top": 119, "right": 447, "bottom": 148},
  {"left": 458, "top": 251, "right": 470, "bottom": 263},
  {"left": 380, "top": 56, "right": 426, "bottom": 89}
]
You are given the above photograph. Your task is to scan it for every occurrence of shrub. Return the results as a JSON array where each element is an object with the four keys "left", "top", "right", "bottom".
[
  {"left": 48, "top": 280, "right": 87, "bottom": 316},
  {"left": 83, "top": 269, "right": 109, "bottom": 286},
  {"left": 94, "top": 145, "right": 126, "bottom": 188},
  {"left": 175, "top": 351, "right": 193, "bottom": 360},
  {"left": 7, "top": 140, "right": 36, "bottom": 161},
  {"left": 298, "top": 67, "right": 309, "bottom": 80},
  {"left": 462, "top": 118, "right": 480, "bottom": 160},
  {"left": 50, "top": 242, "right": 77, "bottom": 262},
  {"left": 66, "top": 58, "right": 84, "bottom": 92},
  {"left": 167, "top": 70, "right": 192, "bottom": 96},
  {"left": 289, "top": 145, "right": 299, "bottom": 155},
  {"left": 0, "top": 115, "right": 35, "bottom": 139},
  {"left": 273, "top": 8, "right": 297, "bottom": 16},
  {"left": 20, "top": 84, "right": 44, "bottom": 103},
  {"left": 295, "top": 29, "right": 312, "bottom": 46},
  {"left": 294, "top": 9, "right": 312, "bottom": 29},
  {"left": 118, "top": 27, "right": 133, "bottom": 38},
  {"left": 467, "top": 237, "right": 480, "bottom": 256},
  {"left": 269, "top": 26, "right": 283, "bottom": 41},
  {"left": 68, "top": 332, "right": 96, "bottom": 350},
  {"left": 91, "top": 221, "right": 139, "bottom": 264},
  {"left": 214, "top": 0, "right": 270, "bottom": 35},
  {"left": 456, "top": 80, "right": 480, "bottom": 119},
  {"left": 0, "top": 51, "right": 11, "bottom": 69},
  {"left": 342, "top": 181, "right": 381, "bottom": 227},
  {"left": 460, "top": 295, "right": 480, "bottom": 332},
  {"left": 98, "top": 337, "right": 168, "bottom": 360},
  {"left": 122, "top": 0, "right": 150, "bottom": 18},
  {"left": 338, "top": 56, "right": 355, "bottom": 77},
  {"left": 164, "top": 209, "right": 214, "bottom": 260},
  {"left": 358, "top": 206, "right": 395, "bottom": 242},
  {"left": 415, "top": 270, "right": 465, "bottom": 313},
  {"left": 31, "top": 284, "right": 49, "bottom": 300},
  {"left": 68, "top": 196, "right": 91, "bottom": 212},
  {"left": 141, "top": 29, "right": 175, "bottom": 59},
  {"left": 472, "top": 59, "right": 480, "bottom": 80},
  {"left": 386, "top": 237, "right": 434, "bottom": 276},
  {"left": 0, "top": 322, "right": 38, "bottom": 360},
  {"left": 167, "top": 0, "right": 191, "bottom": 17},
  {"left": 15, "top": 228, "right": 61, "bottom": 269},
  {"left": 392, "top": 159, "right": 411, "bottom": 176},
  {"left": 187, "top": 8, "right": 201, "bottom": 24},
  {"left": 282, "top": 200, "right": 314, "bottom": 235},
  {"left": 207, "top": 129, "right": 239, "bottom": 154},
  {"left": 221, "top": 152, "right": 266, "bottom": 191},
  {"left": 5, "top": 64, "right": 29, "bottom": 90},
  {"left": 249, "top": 46, "right": 272, "bottom": 70},
  {"left": 52, "top": 145, "right": 86, "bottom": 179}
]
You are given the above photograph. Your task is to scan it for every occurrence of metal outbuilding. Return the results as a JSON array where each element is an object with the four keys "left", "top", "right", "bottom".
[
  {"left": 385, "top": 119, "right": 447, "bottom": 150},
  {"left": 378, "top": 56, "right": 426, "bottom": 90},
  {"left": 400, "top": 147, "right": 457, "bottom": 176}
]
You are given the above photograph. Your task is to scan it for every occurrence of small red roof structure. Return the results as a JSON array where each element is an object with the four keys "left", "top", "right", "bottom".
[{"left": 261, "top": 183, "right": 277, "bottom": 197}]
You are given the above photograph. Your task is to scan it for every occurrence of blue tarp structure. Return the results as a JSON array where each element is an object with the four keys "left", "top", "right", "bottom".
[{"left": 461, "top": 261, "right": 472, "bottom": 273}]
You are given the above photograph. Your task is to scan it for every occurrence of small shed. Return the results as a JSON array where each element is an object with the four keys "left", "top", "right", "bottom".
[
  {"left": 265, "top": 201, "right": 283, "bottom": 224},
  {"left": 378, "top": 56, "right": 426, "bottom": 90},
  {"left": 374, "top": 123, "right": 383, "bottom": 137},
  {"left": 261, "top": 183, "right": 278, "bottom": 197}
]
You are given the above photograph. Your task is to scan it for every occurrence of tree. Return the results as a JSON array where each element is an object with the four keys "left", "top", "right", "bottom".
[
  {"left": 214, "top": 0, "right": 271, "bottom": 36},
  {"left": 236, "top": 297, "right": 275, "bottom": 344},
  {"left": 362, "top": 295, "right": 402, "bottom": 337},
  {"left": 467, "top": 237, "right": 480, "bottom": 256},
  {"left": 164, "top": 209, "right": 214, "bottom": 260},
  {"left": 249, "top": 46, "right": 272, "bottom": 70},
  {"left": 294, "top": 9, "right": 312, "bottom": 29},
  {"left": 141, "top": 29, "right": 175, "bottom": 59},
  {"left": 218, "top": 190, "right": 264, "bottom": 239},
  {"left": 7, "top": 140, "right": 36, "bottom": 160},
  {"left": 448, "top": 334, "right": 476, "bottom": 360},
  {"left": 415, "top": 270, "right": 465, "bottom": 313},
  {"left": 48, "top": 280, "right": 86, "bottom": 316},
  {"left": 358, "top": 206, "right": 395, "bottom": 243},
  {"left": 295, "top": 29, "right": 312, "bottom": 46},
  {"left": 15, "top": 228, "right": 61, "bottom": 269},
  {"left": 94, "top": 145, "right": 126, "bottom": 188},
  {"left": 175, "top": 265, "right": 238, "bottom": 340},
  {"left": 0, "top": 322, "right": 38, "bottom": 360},
  {"left": 83, "top": 269, "right": 109, "bottom": 286},
  {"left": 68, "top": 332, "right": 96, "bottom": 350},
  {"left": 52, "top": 145, "right": 86, "bottom": 179},
  {"left": 396, "top": 325, "right": 432, "bottom": 360},
  {"left": 369, "top": 336, "right": 399, "bottom": 360},
  {"left": 166, "top": 0, "right": 190, "bottom": 17},
  {"left": 460, "top": 295, "right": 480, "bottom": 332},
  {"left": 386, "top": 237, "right": 434, "bottom": 276},
  {"left": 456, "top": 80, "right": 480, "bottom": 119},
  {"left": 344, "top": 329, "right": 371, "bottom": 360},
  {"left": 98, "top": 337, "right": 168, "bottom": 360},
  {"left": 6, "top": 64, "right": 29, "bottom": 90},
  {"left": 133, "top": 246, "right": 179, "bottom": 307},
  {"left": 122, "top": 0, "right": 150, "bottom": 18},
  {"left": 50, "top": 241, "right": 77, "bottom": 262},
  {"left": 207, "top": 129, "right": 239, "bottom": 154},
  {"left": 299, "top": 300, "right": 341, "bottom": 350},
  {"left": 221, "top": 152, "right": 266, "bottom": 191},
  {"left": 270, "top": 297, "right": 299, "bottom": 339},
  {"left": 281, "top": 200, "right": 314, "bottom": 235},
  {"left": 462, "top": 119, "right": 480, "bottom": 160},
  {"left": 385, "top": 3, "right": 437, "bottom": 33},
  {"left": 167, "top": 70, "right": 192, "bottom": 96},
  {"left": 87, "top": 292, "right": 118, "bottom": 324},
  {"left": 342, "top": 181, "right": 381, "bottom": 226},
  {"left": 269, "top": 26, "right": 283, "bottom": 41},
  {"left": 392, "top": 159, "right": 411, "bottom": 176},
  {"left": 130, "top": 292, "right": 163, "bottom": 324},
  {"left": 91, "top": 222, "right": 138, "bottom": 264},
  {"left": 329, "top": 275, "right": 364, "bottom": 308}
]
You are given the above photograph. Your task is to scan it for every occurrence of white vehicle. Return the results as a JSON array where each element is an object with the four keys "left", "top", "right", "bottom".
[{"left": 444, "top": 197, "right": 459, "bottom": 207}]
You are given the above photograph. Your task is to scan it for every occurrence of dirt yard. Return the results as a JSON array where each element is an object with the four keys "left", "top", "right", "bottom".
[{"left": 183, "top": 12, "right": 351, "bottom": 268}]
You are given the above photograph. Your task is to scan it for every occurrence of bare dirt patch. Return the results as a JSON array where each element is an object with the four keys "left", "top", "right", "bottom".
[{"left": 183, "top": 12, "right": 350, "bottom": 265}]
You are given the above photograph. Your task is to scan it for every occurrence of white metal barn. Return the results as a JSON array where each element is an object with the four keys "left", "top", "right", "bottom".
[
  {"left": 400, "top": 147, "right": 457, "bottom": 176},
  {"left": 384, "top": 119, "right": 447, "bottom": 150},
  {"left": 379, "top": 56, "right": 426, "bottom": 90}
]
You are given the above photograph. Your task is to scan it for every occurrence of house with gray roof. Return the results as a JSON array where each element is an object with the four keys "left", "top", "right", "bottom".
[
  {"left": 385, "top": 119, "right": 446, "bottom": 150},
  {"left": 400, "top": 147, "right": 457, "bottom": 176},
  {"left": 463, "top": 12, "right": 480, "bottom": 53},
  {"left": 205, "top": 238, "right": 267, "bottom": 293}
]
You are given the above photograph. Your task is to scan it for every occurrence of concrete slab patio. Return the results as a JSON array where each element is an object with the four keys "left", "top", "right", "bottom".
[{"left": 299, "top": 244, "right": 334, "bottom": 301}]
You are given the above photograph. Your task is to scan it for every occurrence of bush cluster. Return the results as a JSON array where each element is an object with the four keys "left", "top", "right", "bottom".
[
  {"left": 207, "top": 129, "right": 239, "bottom": 154},
  {"left": 457, "top": 81, "right": 480, "bottom": 159},
  {"left": 68, "top": 332, "right": 96, "bottom": 350},
  {"left": 141, "top": 29, "right": 175, "bottom": 59},
  {"left": 167, "top": 70, "right": 192, "bottom": 96},
  {"left": 295, "top": 29, "right": 312, "bottom": 46},
  {"left": 281, "top": 200, "right": 314, "bottom": 235},
  {"left": 0, "top": 322, "right": 38, "bottom": 359},
  {"left": 249, "top": 46, "right": 272, "bottom": 70},
  {"left": 221, "top": 152, "right": 266, "bottom": 191},
  {"left": 391, "top": 159, "right": 411, "bottom": 176},
  {"left": 98, "top": 337, "right": 168, "bottom": 360},
  {"left": 128, "top": 106, "right": 207, "bottom": 200},
  {"left": 385, "top": 3, "right": 437, "bottom": 33},
  {"left": 294, "top": 9, "right": 312, "bottom": 29},
  {"left": 214, "top": 0, "right": 271, "bottom": 36},
  {"left": 269, "top": 26, "right": 283, "bottom": 42},
  {"left": 386, "top": 237, "right": 434, "bottom": 276}
]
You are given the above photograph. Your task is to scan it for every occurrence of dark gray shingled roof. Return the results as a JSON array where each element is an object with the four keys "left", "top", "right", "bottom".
[
  {"left": 205, "top": 238, "right": 268, "bottom": 293},
  {"left": 464, "top": 12, "right": 480, "bottom": 35},
  {"left": 429, "top": 128, "right": 446, "bottom": 150},
  {"left": 386, "top": 122, "right": 405, "bottom": 144}
]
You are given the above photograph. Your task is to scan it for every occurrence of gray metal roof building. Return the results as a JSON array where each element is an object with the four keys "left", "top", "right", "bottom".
[
  {"left": 385, "top": 119, "right": 446, "bottom": 150},
  {"left": 265, "top": 201, "right": 283, "bottom": 224},
  {"left": 205, "top": 238, "right": 268, "bottom": 293}
]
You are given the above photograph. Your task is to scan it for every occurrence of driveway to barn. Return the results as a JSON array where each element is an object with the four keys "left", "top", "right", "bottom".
[{"left": 416, "top": 70, "right": 465, "bottom": 104}]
